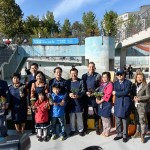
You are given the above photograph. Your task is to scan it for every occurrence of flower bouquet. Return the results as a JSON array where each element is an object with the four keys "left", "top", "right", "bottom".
[
  {"left": 93, "top": 92, "right": 104, "bottom": 100},
  {"left": 30, "top": 98, "right": 36, "bottom": 106}
]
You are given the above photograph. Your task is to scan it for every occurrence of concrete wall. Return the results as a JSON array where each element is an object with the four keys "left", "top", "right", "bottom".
[{"left": 85, "top": 36, "right": 115, "bottom": 72}]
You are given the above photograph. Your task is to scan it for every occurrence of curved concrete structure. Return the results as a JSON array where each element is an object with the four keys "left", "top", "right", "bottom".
[{"left": 85, "top": 36, "right": 115, "bottom": 72}]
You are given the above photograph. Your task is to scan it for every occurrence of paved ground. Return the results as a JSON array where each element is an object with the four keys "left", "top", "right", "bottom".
[{"left": 7, "top": 127, "right": 150, "bottom": 150}]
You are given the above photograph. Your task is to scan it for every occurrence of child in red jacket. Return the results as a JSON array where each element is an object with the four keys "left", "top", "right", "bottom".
[{"left": 33, "top": 91, "right": 50, "bottom": 142}]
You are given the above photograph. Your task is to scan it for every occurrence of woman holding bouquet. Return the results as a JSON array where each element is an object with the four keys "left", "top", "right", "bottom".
[
  {"left": 96, "top": 72, "right": 113, "bottom": 137},
  {"left": 9, "top": 73, "right": 28, "bottom": 133}
]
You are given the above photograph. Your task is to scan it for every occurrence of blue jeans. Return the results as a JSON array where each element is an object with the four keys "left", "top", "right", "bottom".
[{"left": 51, "top": 116, "right": 65, "bottom": 136}]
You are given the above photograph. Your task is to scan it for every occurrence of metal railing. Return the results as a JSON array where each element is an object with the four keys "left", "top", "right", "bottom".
[{"left": 116, "top": 8, "right": 150, "bottom": 42}]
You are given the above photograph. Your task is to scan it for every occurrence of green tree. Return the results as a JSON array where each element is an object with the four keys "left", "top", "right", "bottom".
[
  {"left": 24, "top": 15, "right": 39, "bottom": 36},
  {"left": 0, "top": 0, "right": 23, "bottom": 37},
  {"left": 71, "top": 21, "right": 84, "bottom": 37},
  {"left": 82, "top": 11, "right": 99, "bottom": 36},
  {"left": 102, "top": 11, "right": 118, "bottom": 37},
  {"left": 61, "top": 19, "right": 72, "bottom": 37},
  {"left": 42, "top": 11, "right": 60, "bottom": 37}
]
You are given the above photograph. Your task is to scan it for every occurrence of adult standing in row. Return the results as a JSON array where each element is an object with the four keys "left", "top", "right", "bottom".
[
  {"left": 68, "top": 68, "right": 85, "bottom": 136},
  {"left": 24, "top": 63, "right": 39, "bottom": 133},
  {"left": 82, "top": 62, "right": 101, "bottom": 135},
  {"left": 132, "top": 72, "right": 150, "bottom": 143},
  {"left": 0, "top": 71, "right": 10, "bottom": 137},
  {"left": 96, "top": 72, "right": 113, "bottom": 137},
  {"left": 112, "top": 69, "right": 132, "bottom": 143},
  {"left": 9, "top": 73, "right": 28, "bottom": 133}
]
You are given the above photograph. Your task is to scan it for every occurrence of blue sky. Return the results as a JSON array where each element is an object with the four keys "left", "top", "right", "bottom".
[{"left": 15, "top": 0, "right": 150, "bottom": 24}]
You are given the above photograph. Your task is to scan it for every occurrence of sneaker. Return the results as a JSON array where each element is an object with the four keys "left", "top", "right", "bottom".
[
  {"left": 38, "top": 137, "right": 43, "bottom": 142},
  {"left": 51, "top": 135, "right": 57, "bottom": 140},
  {"left": 69, "top": 131, "right": 75, "bottom": 136},
  {"left": 79, "top": 132, "right": 84, "bottom": 136},
  {"left": 132, "top": 132, "right": 140, "bottom": 138},
  {"left": 60, "top": 136, "right": 65, "bottom": 141}
]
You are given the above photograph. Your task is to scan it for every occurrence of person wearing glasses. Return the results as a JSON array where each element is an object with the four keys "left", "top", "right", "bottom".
[{"left": 112, "top": 69, "right": 132, "bottom": 143}]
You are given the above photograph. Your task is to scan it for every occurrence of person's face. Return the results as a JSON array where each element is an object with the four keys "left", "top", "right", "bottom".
[
  {"left": 116, "top": 73, "right": 125, "bottom": 81},
  {"left": 12, "top": 76, "right": 20, "bottom": 84},
  {"left": 36, "top": 73, "right": 43, "bottom": 81},
  {"left": 30, "top": 65, "right": 38, "bottom": 74},
  {"left": 55, "top": 69, "right": 62, "bottom": 79},
  {"left": 39, "top": 94, "right": 44, "bottom": 101},
  {"left": 88, "top": 64, "right": 95, "bottom": 74},
  {"left": 102, "top": 74, "right": 109, "bottom": 83},
  {"left": 136, "top": 75, "right": 143, "bottom": 83},
  {"left": 52, "top": 87, "right": 60, "bottom": 95},
  {"left": 70, "top": 71, "right": 78, "bottom": 80}
]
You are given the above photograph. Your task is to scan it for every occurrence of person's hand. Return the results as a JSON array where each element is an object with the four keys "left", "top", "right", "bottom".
[
  {"left": 73, "top": 94, "right": 79, "bottom": 99},
  {"left": 112, "top": 91, "right": 116, "bottom": 95},
  {"left": 134, "top": 96, "right": 139, "bottom": 102},
  {"left": 96, "top": 99, "right": 101, "bottom": 104},
  {"left": 69, "top": 93, "right": 74, "bottom": 98},
  {"left": 53, "top": 102, "right": 58, "bottom": 106},
  {"left": 59, "top": 100, "right": 65, "bottom": 106},
  {"left": 86, "top": 91, "right": 92, "bottom": 97}
]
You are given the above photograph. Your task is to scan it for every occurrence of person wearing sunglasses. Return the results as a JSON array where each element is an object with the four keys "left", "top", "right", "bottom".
[{"left": 112, "top": 69, "right": 132, "bottom": 143}]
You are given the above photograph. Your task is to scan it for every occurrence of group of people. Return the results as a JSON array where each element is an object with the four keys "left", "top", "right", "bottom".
[
  {"left": 123, "top": 64, "right": 133, "bottom": 79},
  {"left": 0, "top": 62, "right": 150, "bottom": 144}
]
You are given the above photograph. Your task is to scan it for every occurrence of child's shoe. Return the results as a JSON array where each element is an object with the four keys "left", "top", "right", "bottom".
[
  {"left": 60, "top": 136, "right": 65, "bottom": 141},
  {"left": 38, "top": 136, "right": 43, "bottom": 142},
  {"left": 51, "top": 134, "right": 57, "bottom": 140}
]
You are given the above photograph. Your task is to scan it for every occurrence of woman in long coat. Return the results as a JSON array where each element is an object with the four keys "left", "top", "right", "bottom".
[{"left": 9, "top": 73, "right": 28, "bottom": 133}]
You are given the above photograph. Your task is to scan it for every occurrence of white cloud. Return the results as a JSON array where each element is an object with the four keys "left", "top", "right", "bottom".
[
  {"left": 15, "top": 0, "right": 25, "bottom": 5},
  {"left": 53, "top": 0, "right": 99, "bottom": 19}
]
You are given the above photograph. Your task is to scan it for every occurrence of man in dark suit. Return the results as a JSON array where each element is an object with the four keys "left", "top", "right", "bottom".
[{"left": 112, "top": 69, "right": 132, "bottom": 143}]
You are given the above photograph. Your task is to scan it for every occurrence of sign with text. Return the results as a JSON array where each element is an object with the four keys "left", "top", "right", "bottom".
[{"left": 32, "top": 38, "right": 79, "bottom": 45}]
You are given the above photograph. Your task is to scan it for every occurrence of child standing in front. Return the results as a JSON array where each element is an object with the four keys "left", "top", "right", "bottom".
[
  {"left": 33, "top": 91, "right": 50, "bottom": 142},
  {"left": 50, "top": 84, "right": 66, "bottom": 141}
]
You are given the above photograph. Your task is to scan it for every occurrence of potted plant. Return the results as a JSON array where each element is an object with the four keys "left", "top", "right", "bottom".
[
  {"left": 0, "top": 96, "right": 6, "bottom": 109},
  {"left": 93, "top": 92, "right": 103, "bottom": 100},
  {"left": 30, "top": 98, "right": 36, "bottom": 106}
]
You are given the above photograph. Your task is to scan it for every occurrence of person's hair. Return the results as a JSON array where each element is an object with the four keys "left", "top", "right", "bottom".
[
  {"left": 88, "top": 62, "right": 95, "bottom": 67},
  {"left": 134, "top": 72, "right": 147, "bottom": 85},
  {"left": 11, "top": 73, "right": 21, "bottom": 80},
  {"left": 30, "top": 63, "right": 38, "bottom": 68},
  {"left": 52, "top": 84, "right": 61, "bottom": 90},
  {"left": 70, "top": 68, "right": 78, "bottom": 73},
  {"left": 54, "top": 67, "right": 62, "bottom": 73},
  {"left": 38, "top": 91, "right": 46, "bottom": 100},
  {"left": 35, "top": 71, "right": 45, "bottom": 80},
  {"left": 102, "top": 72, "right": 111, "bottom": 81}
]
